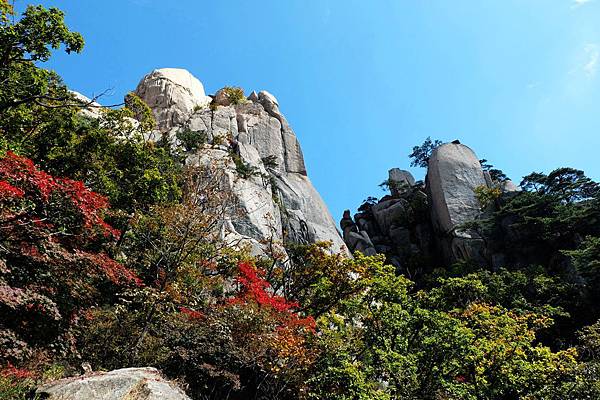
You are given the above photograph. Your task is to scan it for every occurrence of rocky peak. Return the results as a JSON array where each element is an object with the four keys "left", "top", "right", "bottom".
[
  {"left": 340, "top": 141, "right": 522, "bottom": 275},
  {"left": 427, "top": 142, "right": 487, "bottom": 234},
  {"left": 135, "top": 68, "right": 347, "bottom": 255},
  {"left": 135, "top": 68, "right": 211, "bottom": 132}
]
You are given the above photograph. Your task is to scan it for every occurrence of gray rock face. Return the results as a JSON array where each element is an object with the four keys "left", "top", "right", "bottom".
[
  {"left": 136, "top": 69, "right": 347, "bottom": 255},
  {"left": 340, "top": 142, "right": 518, "bottom": 269},
  {"left": 340, "top": 180, "right": 435, "bottom": 274},
  {"left": 248, "top": 90, "right": 259, "bottom": 102},
  {"left": 37, "top": 367, "right": 190, "bottom": 400},
  {"left": 135, "top": 68, "right": 211, "bottom": 132},
  {"left": 426, "top": 143, "right": 489, "bottom": 264},
  {"left": 213, "top": 87, "right": 232, "bottom": 106},
  {"left": 427, "top": 143, "right": 487, "bottom": 234},
  {"left": 388, "top": 168, "right": 415, "bottom": 196}
]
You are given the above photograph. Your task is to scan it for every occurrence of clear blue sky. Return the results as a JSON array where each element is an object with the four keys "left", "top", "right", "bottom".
[{"left": 27, "top": 0, "right": 600, "bottom": 220}]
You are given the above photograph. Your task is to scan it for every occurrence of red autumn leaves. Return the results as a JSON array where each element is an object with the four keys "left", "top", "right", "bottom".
[
  {"left": 0, "top": 151, "right": 119, "bottom": 238},
  {"left": 230, "top": 261, "right": 315, "bottom": 331}
]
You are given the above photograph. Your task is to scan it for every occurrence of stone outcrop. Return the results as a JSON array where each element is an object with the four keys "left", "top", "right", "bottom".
[
  {"left": 341, "top": 170, "right": 437, "bottom": 276},
  {"left": 426, "top": 143, "right": 488, "bottom": 264},
  {"left": 135, "top": 68, "right": 211, "bottom": 132},
  {"left": 340, "top": 141, "right": 520, "bottom": 273},
  {"left": 427, "top": 143, "right": 487, "bottom": 234},
  {"left": 388, "top": 168, "right": 416, "bottom": 196},
  {"left": 37, "top": 367, "right": 190, "bottom": 400},
  {"left": 135, "top": 68, "right": 347, "bottom": 255}
]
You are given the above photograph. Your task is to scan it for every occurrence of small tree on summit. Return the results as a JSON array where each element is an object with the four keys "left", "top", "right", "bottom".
[{"left": 409, "top": 136, "right": 442, "bottom": 168}]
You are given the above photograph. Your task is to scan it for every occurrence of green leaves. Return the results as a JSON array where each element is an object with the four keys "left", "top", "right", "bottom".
[
  {"left": 408, "top": 136, "right": 442, "bottom": 168},
  {"left": 304, "top": 255, "right": 584, "bottom": 400},
  {"left": 0, "top": 5, "right": 83, "bottom": 114}
]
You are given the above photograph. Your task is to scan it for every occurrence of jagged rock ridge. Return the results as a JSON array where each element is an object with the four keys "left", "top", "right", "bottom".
[
  {"left": 135, "top": 68, "right": 347, "bottom": 255},
  {"left": 340, "top": 142, "right": 520, "bottom": 276}
]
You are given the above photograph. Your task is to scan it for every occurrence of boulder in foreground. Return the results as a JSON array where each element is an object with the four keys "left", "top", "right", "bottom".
[{"left": 37, "top": 367, "right": 190, "bottom": 400}]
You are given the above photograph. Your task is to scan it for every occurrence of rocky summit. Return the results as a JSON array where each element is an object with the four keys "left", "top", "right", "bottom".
[
  {"left": 340, "top": 141, "right": 522, "bottom": 277},
  {"left": 134, "top": 68, "right": 347, "bottom": 256}
]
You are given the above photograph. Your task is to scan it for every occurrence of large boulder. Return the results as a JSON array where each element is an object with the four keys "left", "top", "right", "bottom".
[
  {"left": 427, "top": 143, "right": 487, "bottom": 234},
  {"left": 37, "top": 367, "right": 190, "bottom": 400},
  {"left": 388, "top": 168, "right": 415, "bottom": 196},
  {"left": 135, "top": 68, "right": 211, "bottom": 132}
]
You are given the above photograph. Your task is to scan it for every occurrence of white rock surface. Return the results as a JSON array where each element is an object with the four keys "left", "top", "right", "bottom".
[
  {"left": 258, "top": 90, "right": 279, "bottom": 107},
  {"left": 427, "top": 143, "right": 487, "bottom": 233},
  {"left": 37, "top": 367, "right": 190, "bottom": 400},
  {"left": 69, "top": 91, "right": 102, "bottom": 119},
  {"left": 135, "top": 68, "right": 211, "bottom": 132},
  {"left": 135, "top": 69, "right": 348, "bottom": 255}
]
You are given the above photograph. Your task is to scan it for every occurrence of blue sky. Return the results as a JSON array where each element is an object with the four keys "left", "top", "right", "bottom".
[{"left": 29, "top": 0, "right": 600, "bottom": 219}]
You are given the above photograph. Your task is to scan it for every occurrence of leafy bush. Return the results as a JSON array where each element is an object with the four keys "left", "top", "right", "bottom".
[
  {"left": 222, "top": 87, "right": 246, "bottom": 105},
  {"left": 176, "top": 128, "right": 207, "bottom": 152},
  {"left": 0, "top": 366, "right": 38, "bottom": 400},
  {"left": 473, "top": 184, "right": 501, "bottom": 209},
  {"left": 232, "top": 153, "right": 259, "bottom": 179},
  {"left": 261, "top": 155, "right": 279, "bottom": 169},
  {"left": 0, "top": 152, "right": 140, "bottom": 367}
]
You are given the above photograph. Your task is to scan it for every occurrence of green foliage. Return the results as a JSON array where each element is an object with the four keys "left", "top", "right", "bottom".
[
  {"left": 408, "top": 136, "right": 442, "bottom": 168},
  {"left": 0, "top": 374, "right": 38, "bottom": 400},
  {"left": 261, "top": 155, "right": 279, "bottom": 169},
  {"left": 232, "top": 153, "right": 259, "bottom": 179},
  {"left": 379, "top": 178, "right": 410, "bottom": 195},
  {"left": 564, "top": 236, "right": 600, "bottom": 281},
  {"left": 223, "top": 86, "right": 246, "bottom": 105},
  {"left": 479, "top": 159, "right": 508, "bottom": 182},
  {"left": 307, "top": 259, "right": 582, "bottom": 400},
  {"left": 565, "top": 320, "right": 600, "bottom": 397},
  {"left": 520, "top": 167, "right": 600, "bottom": 203},
  {"left": 124, "top": 92, "right": 156, "bottom": 133},
  {"left": 176, "top": 127, "right": 207, "bottom": 152},
  {"left": 0, "top": 4, "right": 84, "bottom": 113},
  {"left": 2, "top": 100, "right": 181, "bottom": 218}
]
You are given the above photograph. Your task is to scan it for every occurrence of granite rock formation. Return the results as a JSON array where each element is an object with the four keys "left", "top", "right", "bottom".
[
  {"left": 135, "top": 68, "right": 347, "bottom": 255},
  {"left": 340, "top": 142, "right": 520, "bottom": 276}
]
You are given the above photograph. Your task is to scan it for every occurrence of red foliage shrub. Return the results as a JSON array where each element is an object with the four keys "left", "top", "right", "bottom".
[
  {"left": 0, "top": 153, "right": 141, "bottom": 365},
  {"left": 0, "top": 151, "right": 119, "bottom": 238},
  {"left": 179, "top": 306, "right": 205, "bottom": 320},
  {"left": 0, "top": 363, "right": 34, "bottom": 380},
  {"left": 0, "top": 180, "right": 24, "bottom": 199},
  {"left": 83, "top": 252, "right": 142, "bottom": 287},
  {"left": 230, "top": 262, "right": 315, "bottom": 331}
]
